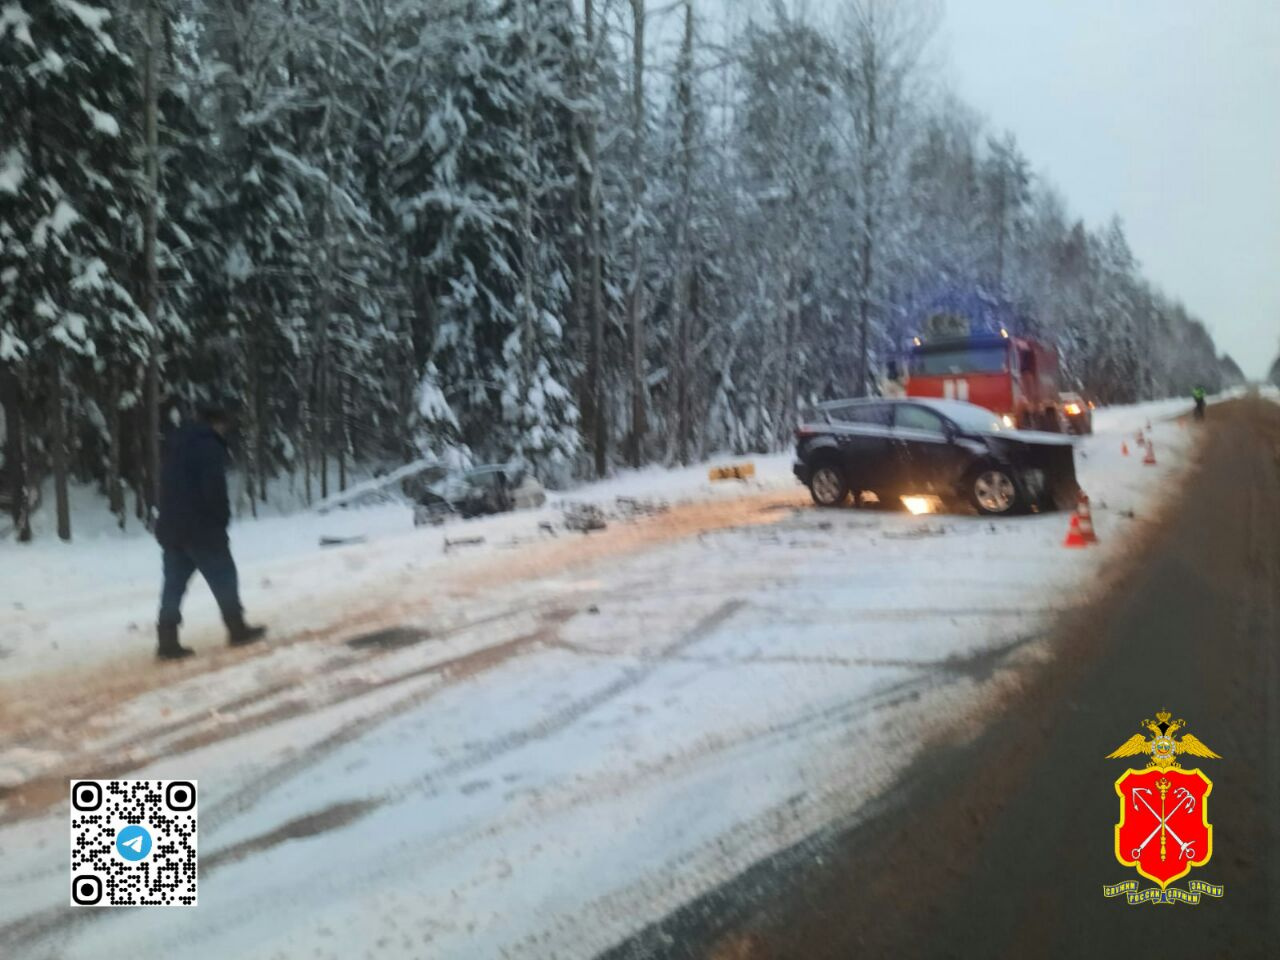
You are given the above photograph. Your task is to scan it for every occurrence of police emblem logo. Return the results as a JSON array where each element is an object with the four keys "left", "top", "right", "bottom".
[{"left": 1103, "top": 710, "right": 1225, "bottom": 905}]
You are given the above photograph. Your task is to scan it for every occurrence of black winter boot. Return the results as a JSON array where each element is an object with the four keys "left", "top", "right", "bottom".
[
  {"left": 226, "top": 618, "right": 267, "bottom": 647},
  {"left": 157, "top": 623, "right": 195, "bottom": 661}
]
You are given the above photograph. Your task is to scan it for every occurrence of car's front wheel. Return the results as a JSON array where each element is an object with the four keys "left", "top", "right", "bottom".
[
  {"left": 968, "top": 466, "right": 1023, "bottom": 515},
  {"left": 808, "top": 463, "right": 851, "bottom": 507}
]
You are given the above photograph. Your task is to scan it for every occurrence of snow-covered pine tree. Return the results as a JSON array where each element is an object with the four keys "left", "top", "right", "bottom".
[
  {"left": 981, "top": 132, "right": 1032, "bottom": 295},
  {"left": 345, "top": 0, "right": 428, "bottom": 469},
  {"left": 502, "top": 0, "right": 582, "bottom": 475},
  {"left": 837, "top": 0, "right": 935, "bottom": 399},
  {"left": 200, "top": 0, "right": 317, "bottom": 510},
  {"left": 283, "top": 0, "right": 400, "bottom": 499},
  {"left": 735, "top": 6, "right": 841, "bottom": 448},
  {"left": 144, "top": 5, "right": 227, "bottom": 423},
  {"left": 0, "top": 0, "right": 148, "bottom": 540},
  {"left": 396, "top": 0, "right": 580, "bottom": 475}
]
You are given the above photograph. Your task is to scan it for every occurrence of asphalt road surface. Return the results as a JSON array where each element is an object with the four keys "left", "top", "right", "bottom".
[{"left": 605, "top": 396, "right": 1280, "bottom": 960}]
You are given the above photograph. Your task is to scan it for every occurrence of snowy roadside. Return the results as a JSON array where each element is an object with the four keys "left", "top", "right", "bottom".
[
  {"left": 0, "top": 398, "right": 1210, "bottom": 959},
  {"left": 0, "top": 392, "right": 1223, "bottom": 689},
  {"left": 0, "top": 453, "right": 797, "bottom": 685}
]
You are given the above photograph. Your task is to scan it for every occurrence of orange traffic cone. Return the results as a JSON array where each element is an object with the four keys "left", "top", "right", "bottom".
[
  {"left": 1121, "top": 441, "right": 1130, "bottom": 456},
  {"left": 1143, "top": 442, "right": 1157, "bottom": 466},
  {"left": 1077, "top": 491, "right": 1099, "bottom": 543},
  {"left": 1064, "top": 492, "right": 1099, "bottom": 547},
  {"left": 1136, "top": 429, "right": 1145, "bottom": 445}
]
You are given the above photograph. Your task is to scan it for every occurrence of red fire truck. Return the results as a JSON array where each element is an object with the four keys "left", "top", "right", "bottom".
[{"left": 903, "top": 330, "right": 1065, "bottom": 432}]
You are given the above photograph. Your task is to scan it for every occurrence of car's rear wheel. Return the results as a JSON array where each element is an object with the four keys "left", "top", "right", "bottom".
[
  {"left": 809, "top": 463, "right": 850, "bottom": 507},
  {"left": 968, "top": 466, "right": 1022, "bottom": 515}
]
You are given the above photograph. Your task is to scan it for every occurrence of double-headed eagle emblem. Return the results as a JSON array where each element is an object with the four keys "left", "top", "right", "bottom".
[
  {"left": 1104, "top": 710, "right": 1223, "bottom": 903},
  {"left": 1106, "top": 710, "right": 1220, "bottom": 770}
]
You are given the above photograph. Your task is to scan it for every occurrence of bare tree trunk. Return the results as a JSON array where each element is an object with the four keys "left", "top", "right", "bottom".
[
  {"left": 585, "top": 0, "right": 608, "bottom": 477},
  {"left": 142, "top": 0, "right": 162, "bottom": 525},
  {"left": 107, "top": 370, "right": 125, "bottom": 528},
  {"left": 777, "top": 258, "right": 800, "bottom": 443},
  {"left": 302, "top": 396, "right": 312, "bottom": 506},
  {"left": 246, "top": 343, "right": 263, "bottom": 517},
  {"left": 627, "top": 0, "right": 647, "bottom": 467},
  {"left": 856, "top": 227, "right": 874, "bottom": 396},
  {"left": 683, "top": 266, "right": 702, "bottom": 462},
  {"left": 314, "top": 0, "right": 346, "bottom": 500},
  {"left": 133, "top": 404, "right": 146, "bottom": 523},
  {"left": 567, "top": 0, "right": 590, "bottom": 467},
  {"left": 51, "top": 360, "right": 71, "bottom": 542},
  {"left": 519, "top": 0, "right": 537, "bottom": 408},
  {"left": 994, "top": 160, "right": 1006, "bottom": 290},
  {"left": 669, "top": 0, "right": 695, "bottom": 465},
  {"left": 317, "top": 359, "right": 328, "bottom": 501},
  {"left": 589, "top": 197, "right": 606, "bottom": 474},
  {"left": 337, "top": 379, "right": 348, "bottom": 492},
  {"left": 854, "top": 32, "right": 878, "bottom": 398},
  {"left": 571, "top": 0, "right": 608, "bottom": 476},
  {"left": 1, "top": 366, "right": 31, "bottom": 541}
]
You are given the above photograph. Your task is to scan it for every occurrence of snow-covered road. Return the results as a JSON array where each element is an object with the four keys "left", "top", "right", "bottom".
[{"left": 0, "top": 398, "right": 1212, "bottom": 958}]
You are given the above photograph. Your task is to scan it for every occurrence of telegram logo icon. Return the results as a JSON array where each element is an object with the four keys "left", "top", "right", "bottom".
[{"left": 115, "top": 824, "right": 153, "bottom": 862}]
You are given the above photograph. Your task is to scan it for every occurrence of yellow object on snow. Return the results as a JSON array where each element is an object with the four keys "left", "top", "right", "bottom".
[{"left": 709, "top": 463, "right": 756, "bottom": 482}]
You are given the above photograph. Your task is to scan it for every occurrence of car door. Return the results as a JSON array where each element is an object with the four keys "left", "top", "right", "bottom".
[
  {"left": 827, "top": 402, "right": 898, "bottom": 494},
  {"left": 891, "top": 403, "right": 966, "bottom": 494}
]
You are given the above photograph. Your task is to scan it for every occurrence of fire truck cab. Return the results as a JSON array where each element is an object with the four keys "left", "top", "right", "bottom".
[{"left": 904, "top": 332, "right": 1064, "bottom": 432}]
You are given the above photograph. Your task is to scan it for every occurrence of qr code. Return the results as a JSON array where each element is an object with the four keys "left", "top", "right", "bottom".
[{"left": 69, "top": 780, "right": 198, "bottom": 907}]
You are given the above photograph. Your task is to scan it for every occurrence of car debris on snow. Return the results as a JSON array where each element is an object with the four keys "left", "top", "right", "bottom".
[
  {"left": 564, "top": 503, "right": 609, "bottom": 533},
  {"left": 614, "top": 495, "right": 671, "bottom": 519},
  {"left": 443, "top": 536, "right": 486, "bottom": 553},
  {"left": 882, "top": 524, "right": 952, "bottom": 540},
  {"left": 319, "top": 535, "right": 368, "bottom": 548}
]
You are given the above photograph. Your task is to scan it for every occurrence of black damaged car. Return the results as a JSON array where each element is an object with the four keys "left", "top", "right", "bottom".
[{"left": 793, "top": 397, "right": 1079, "bottom": 515}]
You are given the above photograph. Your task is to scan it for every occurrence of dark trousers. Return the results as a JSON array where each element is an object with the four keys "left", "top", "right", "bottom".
[{"left": 159, "top": 541, "right": 243, "bottom": 628}]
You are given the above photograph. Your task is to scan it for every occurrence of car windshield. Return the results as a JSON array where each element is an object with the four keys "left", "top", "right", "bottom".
[{"left": 909, "top": 345, "right": 1008, "bottom": 375}]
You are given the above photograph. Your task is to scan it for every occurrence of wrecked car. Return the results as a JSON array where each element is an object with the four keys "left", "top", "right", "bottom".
[
  {"left": 410, "top": 463, "right": 546, "bottom": 525},
  {"left": 793, "top": 397, "right": 1079, "bottom": 515}
]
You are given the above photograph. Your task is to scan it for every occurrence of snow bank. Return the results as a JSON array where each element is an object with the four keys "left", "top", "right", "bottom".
[{"left": 0, "top": 450, "right": 792, "bottom": 683}]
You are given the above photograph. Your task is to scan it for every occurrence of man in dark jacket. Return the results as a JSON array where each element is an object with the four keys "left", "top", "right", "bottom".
[{"left": 155, "top": 406, "right": 266, "bottom": 660}]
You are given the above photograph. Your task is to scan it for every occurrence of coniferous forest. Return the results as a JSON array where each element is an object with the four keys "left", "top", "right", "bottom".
[{"left": 1, "top": 0, "right": 1244, "bottom": 541}]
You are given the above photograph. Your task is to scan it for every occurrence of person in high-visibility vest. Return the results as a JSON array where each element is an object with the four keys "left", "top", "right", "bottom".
[{"left": 1192, "top": 386, "right": 1206, "bottom": 421}]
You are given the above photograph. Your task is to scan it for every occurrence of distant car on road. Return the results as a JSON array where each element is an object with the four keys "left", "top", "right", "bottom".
[
  {"left": 793, "top": 397, "right": 1079, "bottom": 515},
  {"left": 1059, "top": 392, "right": 1093, "bottom": 435}
]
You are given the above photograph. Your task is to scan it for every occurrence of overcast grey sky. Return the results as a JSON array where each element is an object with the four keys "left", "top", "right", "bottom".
[{"left": 939, "top": 0, "right": 1280, "bottom": 376}]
